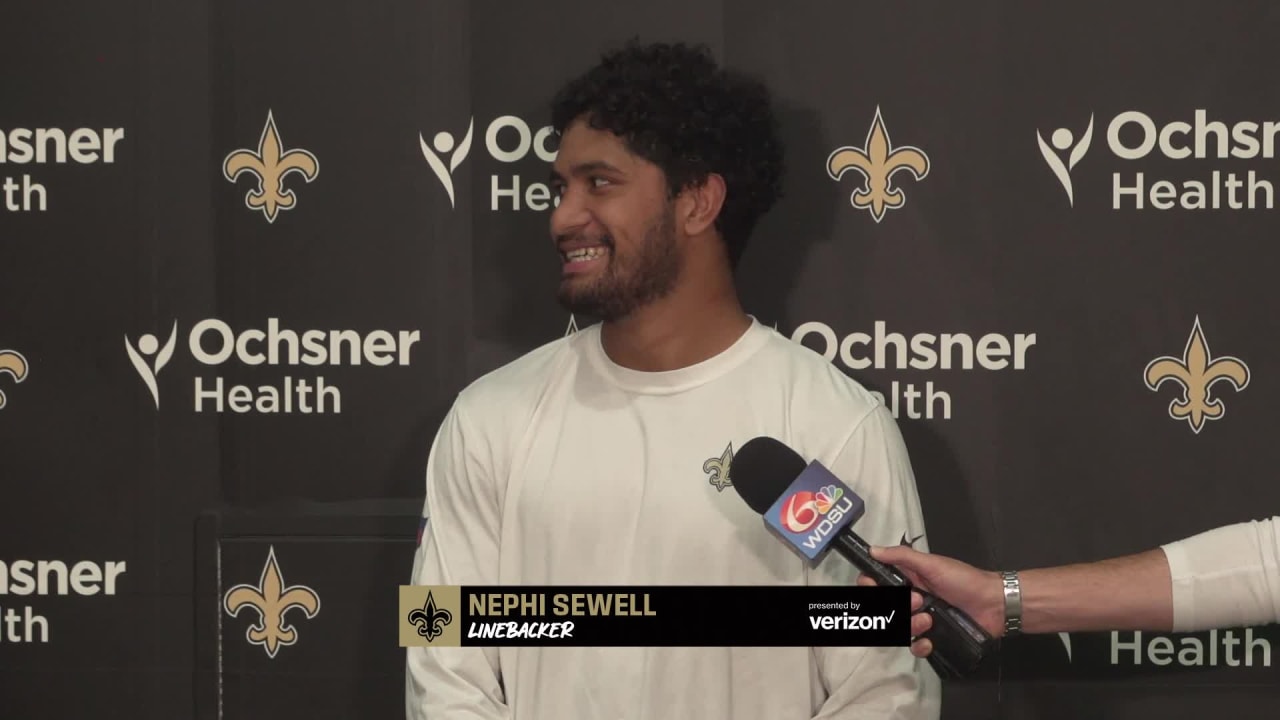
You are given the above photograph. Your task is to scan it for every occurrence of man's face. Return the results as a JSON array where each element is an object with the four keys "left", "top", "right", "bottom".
[{"left": 549, "top": 117, "right": 682, "bottom": 321}]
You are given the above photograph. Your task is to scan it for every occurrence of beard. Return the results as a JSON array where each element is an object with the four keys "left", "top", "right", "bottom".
[{"left": 555, "top": 204, "right": 682, "bottom": 322}]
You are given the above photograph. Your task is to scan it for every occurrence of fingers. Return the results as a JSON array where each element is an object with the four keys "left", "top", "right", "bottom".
[
  {"left": 869, "top": 543, "right": 923, "bottom": 568},
  {"left": 855, "top": 575, "right": 927, "bottom": 608},
  {"left": 911, "top": 611, "right": 932, "bottom": 637},
  {"left": 860, "top": 574, "right": 933, "bottom": 657},
  {"left": 868, "top": 544, "right": 931, "bottom": 588},
  {"left": 856, "top": 578, "right": 924, "bottom": 614}
]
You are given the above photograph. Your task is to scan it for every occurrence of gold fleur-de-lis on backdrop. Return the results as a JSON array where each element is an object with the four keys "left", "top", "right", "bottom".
[
  {"left": 223, "top": 110, "right": 319, "bottom": 223},
  {"left": 0, "top": 350, "right": 28, "bottom": 409},
  {"left": 407, "top": 590, "right": 454, "bottom": 642},
  {"left": 223, "top": 546, "right": 321, "bottom": 659},
  {"left": 703, "top": 443, "right": 735, "bottom": 492},
  {"left": 1143, "top": 316, "right": 1250, "bottom": 434},
  {"left": 827, "top": 106, "right": 930, "bottom": 222}
]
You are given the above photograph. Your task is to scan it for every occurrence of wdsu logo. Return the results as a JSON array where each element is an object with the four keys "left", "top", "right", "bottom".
[
  {"left": 125, "top": 318, "right": 420, "bottom": 414},
  {"left": 790, "top": 320, "right": 1038, "bottom": 421},
  {"left": 419, "top": 115, "right": 558, "bottom": 212},
  {"left": 764, "top": 461, "right": 864, "bottom": 564},
  {"left": 1038, "top": 109, "right": 1280, "bottom": 210}
]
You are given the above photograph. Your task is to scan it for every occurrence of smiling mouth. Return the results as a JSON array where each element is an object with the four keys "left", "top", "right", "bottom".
[{"left": 561, "top": 246, "right": 609, "bottom": 264}]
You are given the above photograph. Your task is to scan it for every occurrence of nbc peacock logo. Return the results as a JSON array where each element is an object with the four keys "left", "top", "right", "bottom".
[{"left": 779, "top": 485, "right": 845, "bottom": 534}]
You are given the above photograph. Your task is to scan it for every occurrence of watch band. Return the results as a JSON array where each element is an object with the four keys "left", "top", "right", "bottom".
[{"left": 1000, "top": 570, "right": 1022, "bottom": 636}]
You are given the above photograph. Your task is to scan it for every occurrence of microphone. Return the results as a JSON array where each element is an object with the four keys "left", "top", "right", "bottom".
[{"left": 731, "top": 436, "right": 996, "bottom": 680}]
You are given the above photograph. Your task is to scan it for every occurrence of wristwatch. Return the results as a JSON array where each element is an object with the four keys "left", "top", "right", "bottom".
[{"left": 1000, "top": 570, "right": 1022, "bottom": 636}]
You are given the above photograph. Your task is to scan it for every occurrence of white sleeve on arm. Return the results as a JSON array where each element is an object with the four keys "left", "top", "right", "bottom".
[
  {"left": 1160, "top": 515, "right": 1280, "bottom": 632},
  {"left": 807, "top": 405, "right": 940, "bottom": 720},
  {"left": 406, "top": 402, "right": 511, "bottom": 720}
]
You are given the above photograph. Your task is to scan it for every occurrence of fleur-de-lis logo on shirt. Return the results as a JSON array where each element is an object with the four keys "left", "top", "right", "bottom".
[
  {"left": 703, "top": 442, "right": 734, "bottom": 492},
  {"left": 827, "top": 106, "right": 930, "bottom": 223},
  {"left": 407, "top": 590, "right": 453, "bottom": 642},
  {"left": 1143, "top": 316, "right": 1249, "bottom": 434},
  {"left": 223, "top": 110, "right": 319, "bottom": 223}
]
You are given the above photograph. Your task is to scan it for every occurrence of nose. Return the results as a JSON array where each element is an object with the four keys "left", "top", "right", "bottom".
[{"left": 550, "top": 185, "right": 590, "bottom": 241}]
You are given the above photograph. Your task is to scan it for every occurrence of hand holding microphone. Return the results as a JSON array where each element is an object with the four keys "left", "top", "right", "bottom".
[
  {"left": 855, "top": 545, "right": 1008, "bottom": 660},
  {"left": 731, "top": 436, "right": 997, "bottom": 680}
]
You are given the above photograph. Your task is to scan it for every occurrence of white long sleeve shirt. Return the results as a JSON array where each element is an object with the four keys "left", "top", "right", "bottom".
[
  {"left": 406, "top": 318, "right": 940, "bottom": 720},
  {"left": 1162, "top": 516, "right": 1280, "bottom": 632}
]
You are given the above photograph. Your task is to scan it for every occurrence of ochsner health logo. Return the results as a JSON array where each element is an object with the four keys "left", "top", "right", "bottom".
[
  {"left": 126, "top": 318, "right": 420, "bottom": 414},
  {"left": 1038, "top": 108, "right": 1280, "bottom": 210},
  {"left": 419, "top": 114, "right": 559, "bottom": 212},
  {"left": 0, "top": 123, "right": 126, "bottom": 213},
  {"left": 789, "top": 320, "right": 1037, "bottom": 421},
  {"left": 419, "top": 119, "right": 473, "bottom": 209},
  {"left": 1037, "top": 114, "right": 1094, "bottom": 207},
  {"left": 124, "top": 321, "right": 178, "bottom": 409}
]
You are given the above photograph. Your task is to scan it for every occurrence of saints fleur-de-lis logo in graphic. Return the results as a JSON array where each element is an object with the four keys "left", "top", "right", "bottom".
[
  {"left": 407, "top": 590, "right": 453, "bottom": 642},
  {"left": 702, "top": 442, "right": 734, "bottom": 492},
  {"left": 1143, "top": 316, "right": 1250, "bottom": 434},
  {"left": 827, "top": 106, "right": 930, "bottom": 223},
  {"left": 223, "top": 110, "right": 319, "bottom": 223},
  {"left": 223, "top": 546, "right": 321, "bottom": 659},
  {"left": 0, "top": 349, "right": 29, "bottom": 410}
]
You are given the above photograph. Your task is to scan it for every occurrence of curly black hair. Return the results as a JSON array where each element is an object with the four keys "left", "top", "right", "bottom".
[{"left": 550, "top": 40, "right": 785, "bottom": 268}]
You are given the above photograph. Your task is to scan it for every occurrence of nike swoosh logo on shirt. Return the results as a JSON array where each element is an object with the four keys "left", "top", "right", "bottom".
[{"left": 899, "top": 532, "right": 924, "bottom": 548}]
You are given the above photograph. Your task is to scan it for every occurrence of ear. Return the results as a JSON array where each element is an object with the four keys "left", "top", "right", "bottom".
[{"left": 677, "top": 173, "right": 727, "bottom": 237}]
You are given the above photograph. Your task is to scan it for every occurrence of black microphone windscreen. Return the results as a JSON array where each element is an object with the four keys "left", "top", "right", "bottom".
[{"left": 731, "top": 436, "right": 807, "bottom": 514}]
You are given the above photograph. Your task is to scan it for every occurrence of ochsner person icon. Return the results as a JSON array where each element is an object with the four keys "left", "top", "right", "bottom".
[
  {"left": 1037, "top": 113, "right": 1094, "bottom": 207},
  {"left": 125, "top": 321, "right": 178, "bottom": 409},
  {"left": 419, "top": 120, "right": 474, "bottom": 209}
]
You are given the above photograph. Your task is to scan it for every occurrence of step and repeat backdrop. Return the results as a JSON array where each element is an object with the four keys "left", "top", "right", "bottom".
[{"left": 2, "top": 1, "right": 1278, "bottom": 718}]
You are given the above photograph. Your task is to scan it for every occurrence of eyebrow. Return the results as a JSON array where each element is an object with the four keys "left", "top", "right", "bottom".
[{"left": 549, "top": 161, "right": 624, "bottom": 185}]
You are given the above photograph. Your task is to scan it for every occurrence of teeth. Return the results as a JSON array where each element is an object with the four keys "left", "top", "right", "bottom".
[{"left": 565, "top": 246, "right": 606, "bottom": 262}]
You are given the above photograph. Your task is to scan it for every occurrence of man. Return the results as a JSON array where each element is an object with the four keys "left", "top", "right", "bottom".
[
  {"left": 406, "top": 41, "right": 939, "bottom": 719},
  {"left": 858, "top": 516, "right": 1280, "bottom": 659}
]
